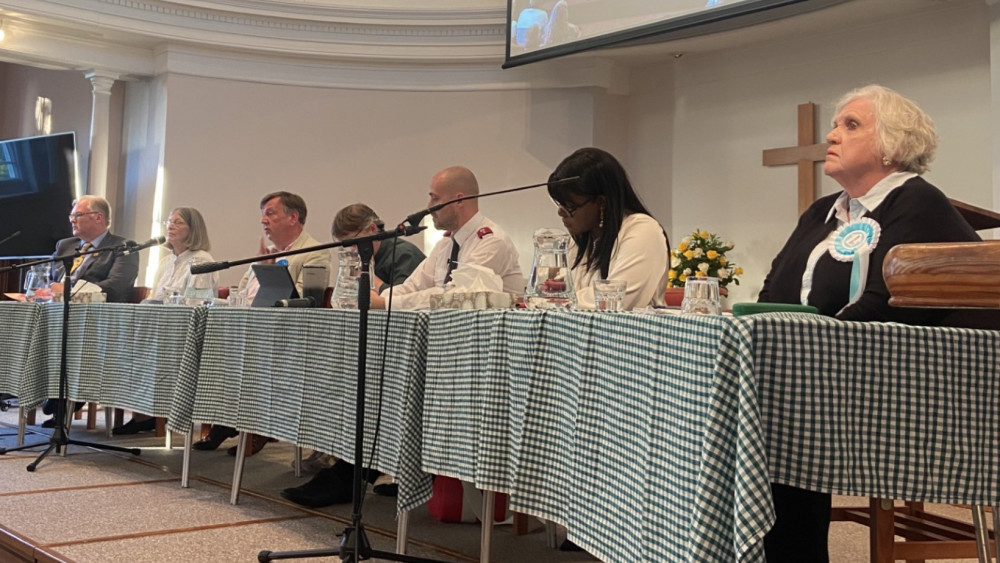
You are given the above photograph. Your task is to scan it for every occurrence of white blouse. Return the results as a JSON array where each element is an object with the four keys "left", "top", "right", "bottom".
[{"left": 151, "top": 248, "right": 219, "bottom": 301}]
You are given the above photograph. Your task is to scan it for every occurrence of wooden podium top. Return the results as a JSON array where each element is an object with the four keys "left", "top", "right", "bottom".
[{"left": 884, "top": 240, "right": 1000, "bottom": 308}]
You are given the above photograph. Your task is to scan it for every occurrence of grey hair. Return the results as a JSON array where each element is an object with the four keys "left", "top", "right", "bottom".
[
  {"left": 833, "top": 84, "right": 937, "bottom": 174},
  {"left": 75, "top": 195, "right": 111, "bottom": 226}
]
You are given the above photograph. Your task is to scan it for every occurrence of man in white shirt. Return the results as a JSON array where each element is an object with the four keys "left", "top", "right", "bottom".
[
  {"left": 281, "top": 166, "right": 525, "bottom": 508},
  {"left": 370, "top": 165, "right": 525, "bottom": 310}
]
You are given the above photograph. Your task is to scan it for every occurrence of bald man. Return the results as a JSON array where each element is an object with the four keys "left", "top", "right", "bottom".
[
  {"left": 281, "top": 167, "right": 524, "bottom": 508},
  {"left": 370, "top": 165, "right": 524, "bottom": 310}
]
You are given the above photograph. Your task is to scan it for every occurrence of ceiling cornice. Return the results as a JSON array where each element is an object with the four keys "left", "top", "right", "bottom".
[{"left": 0, "top": 0, "right": 521, "bottom": 78}]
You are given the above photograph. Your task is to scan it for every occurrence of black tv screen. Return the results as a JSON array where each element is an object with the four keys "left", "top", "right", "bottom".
[
  {"left": 505, "top": 0, "right": 848, "bottom": 68},
  {"left": 0, "top": 132, "right": 77, "bottom": 258}
]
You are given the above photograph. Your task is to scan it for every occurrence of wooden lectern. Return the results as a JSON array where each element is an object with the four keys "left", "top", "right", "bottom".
[{"left": 839, "top": 201, "right": 1000, "bottom": 563}]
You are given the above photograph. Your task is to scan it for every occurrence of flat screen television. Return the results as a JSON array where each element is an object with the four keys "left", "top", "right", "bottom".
[
  {"left": 0, "top": 132, "right": 77, "bottom": 258},
  {"left": 505, "top": 0, "right": 849, "bottom": 68}
]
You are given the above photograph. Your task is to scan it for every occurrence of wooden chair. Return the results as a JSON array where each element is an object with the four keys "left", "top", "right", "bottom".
[{"left": 837, "top": 239, "right": 1000, "bottom": 563}]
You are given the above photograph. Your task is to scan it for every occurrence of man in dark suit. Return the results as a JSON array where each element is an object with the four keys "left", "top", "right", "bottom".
[
  {"left": 42, "top": 195, "right": 139, "bottom": 427},
  {"left": 53, "top": 195, "right": 139, "bottom": 303}
]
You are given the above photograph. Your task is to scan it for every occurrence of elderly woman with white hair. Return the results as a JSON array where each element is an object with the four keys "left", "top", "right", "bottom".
[{"left": 757, "top": 85, "right": 996, "bottom": 561}]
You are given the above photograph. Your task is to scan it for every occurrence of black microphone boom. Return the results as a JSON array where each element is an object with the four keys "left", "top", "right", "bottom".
[
  {"left": 402, "top": 176, "right": 580, "bottom": 227},
  {"left": 0, "top": 230, "right": 21, "bottom": 248},
  {"left": 120, "top": 236, "right": 166, "bottom": 256}
]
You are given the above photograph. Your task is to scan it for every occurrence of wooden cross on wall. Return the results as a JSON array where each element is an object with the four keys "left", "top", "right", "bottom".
[{"left": 762, "top": 102, "right": 828, "bottom": 216}]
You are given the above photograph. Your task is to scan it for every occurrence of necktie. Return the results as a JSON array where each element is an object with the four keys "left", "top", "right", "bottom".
[
  {"left": 444, "top": 239, "right": 460, "bottom": 285},
  {"left": 70, "top": 242, "right": 92, "bottom": 274}
]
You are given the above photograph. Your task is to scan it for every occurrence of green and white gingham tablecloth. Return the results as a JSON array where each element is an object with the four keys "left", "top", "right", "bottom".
[
  {"left": 420, "top": 309, "right": 1000, "bottom": 563},
  {"left": 420, "top": 309, "right": 770, "bottom": 563},
  {"left": 752, "top": 313, "right": 1000, "bottom": 506},
  {"left": 0, "top": 302, "right": 40, "bottom": 398},
  {"left": 168, "top": 307, "right": 433, "bottom": 512},
  {"left": 4, "top": 302, "right": 202, "bottom": 415}
]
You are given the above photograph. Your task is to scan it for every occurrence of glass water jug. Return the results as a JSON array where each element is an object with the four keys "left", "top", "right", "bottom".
[
  {"left": 525, "top": 228, "right": 576, "bottom": 309},
  {"left": 331, "top": 248, "right": 373, "bottom": 309},
  {"left": 24, "top": 263, "right": 54, "bottom": 303}
]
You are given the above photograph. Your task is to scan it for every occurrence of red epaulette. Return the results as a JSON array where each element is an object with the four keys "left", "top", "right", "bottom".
[{"left": 477, "top": 227, "right": 493, "bottom": 239}]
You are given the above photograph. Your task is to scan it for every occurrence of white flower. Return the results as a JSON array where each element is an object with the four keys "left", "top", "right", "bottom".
[
  {"left": 683, "top": 268, "right": 692, "bottom": 276},
  {"left": 693, "top": 248, "right": 704, "bottom": 258},
  {"left": 671, "top": 256, "right": 681, "bottom": 268},
  {"left": 681, "top": 236, "right": 691, "bottom": 245},
  {"left": 725, "top": 240, "right": 734, "bottom": 248},
  {"left": 698, "top": 262, "right": 710, "bottom": 273},
  {"left": 718, "top": 269, "right": 731, "bottom": 279}
]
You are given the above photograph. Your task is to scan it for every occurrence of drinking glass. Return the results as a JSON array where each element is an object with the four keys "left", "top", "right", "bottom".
[
  {"left": 592, "top": 279, "right": 626, "bottom": 311},
  {"left": 681, "top": 277, "right": 721, "bottom": 315},
  {"left": 227, "top": 286, "right": 247, "bottom": 308}
]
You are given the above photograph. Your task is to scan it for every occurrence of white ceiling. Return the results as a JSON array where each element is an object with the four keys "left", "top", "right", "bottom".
[{"left": 0, "top": 0, "right": 969, "bottom": 74}]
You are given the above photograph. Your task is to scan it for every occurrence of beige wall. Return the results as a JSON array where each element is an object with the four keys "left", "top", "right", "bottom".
[
  {"left": 0, "top": 63, "right": 93, "bottom": 195},
  {"left": 627, "top": 0, "right": 991, "bottom": 304},
  {"left": 151, "top": 74, "right": 609, "bottom": 286},
  {"left": 0, "top": 0, "right": 994, "bottom": 301}
]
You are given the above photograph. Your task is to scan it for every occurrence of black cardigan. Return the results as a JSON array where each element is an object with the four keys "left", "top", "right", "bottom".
[{"left": 759, "top": 176, "right": 999, "bottom": 328}]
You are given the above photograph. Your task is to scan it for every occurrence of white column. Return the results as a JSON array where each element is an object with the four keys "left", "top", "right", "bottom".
[{"left": 84, "top": 70, "right": 119, "bottom": 198}]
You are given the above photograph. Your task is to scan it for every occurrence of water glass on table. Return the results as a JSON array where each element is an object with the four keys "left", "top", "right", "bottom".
[
  {"left": 227, "top": 286, "right": 248, "bottom": 307},
  {"left": 592, "top": 279, "right": 626, "bottom": 311},
  {"left": 681, "top": 277, "right": 721, "bottom": 315}
]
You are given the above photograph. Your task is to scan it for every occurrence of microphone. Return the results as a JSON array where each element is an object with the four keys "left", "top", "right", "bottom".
[
  {"left": 402, "top": 176, "right": 580, "bottom": 227},
  {"left": 120, "top": 236, "right": 166, "bottom": 256},
  {"left": 274, "top": 296, "right": 315, "bottom": 308},
  {"left": 0, "top": 230, "right": 21, "bottom": 248}
]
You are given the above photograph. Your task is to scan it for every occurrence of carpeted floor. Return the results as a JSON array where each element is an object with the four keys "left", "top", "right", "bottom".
[{"left": 0, "top": 403, "right": 988, "bottom": 562}]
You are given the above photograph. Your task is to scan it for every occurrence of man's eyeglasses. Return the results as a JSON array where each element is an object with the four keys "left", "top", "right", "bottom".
[
  {"left": 552, "top": 197, "right": 595, "bottom": 217},
  {"left": 68, "top": 211, "right": 99, "bottom": 221}
]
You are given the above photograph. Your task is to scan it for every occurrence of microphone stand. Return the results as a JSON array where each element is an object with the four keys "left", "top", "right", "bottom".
[
  {"left": 188, "top": 224, "right": 439, "bottom": 563},
  {"left": 259, "top": 177, "right": 579, "bottom": 562},
  {"left": 0, "top": 244, "right": 144, "bottom": 470}
]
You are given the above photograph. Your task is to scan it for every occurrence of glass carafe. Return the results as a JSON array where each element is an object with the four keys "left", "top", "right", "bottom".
[
  {"left": 24, "top": 263, "right": 54, "bottom": 303},
  {"left": 525, "top": 228, "right": 576, "bottom": 309},
  {"left": 331, "top": 248, "right": 373, "bottom": 309}
]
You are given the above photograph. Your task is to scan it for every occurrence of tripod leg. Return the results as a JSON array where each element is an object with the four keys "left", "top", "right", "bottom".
[{"left": 26, "top": 444, "right": 57, "bottom": 472}]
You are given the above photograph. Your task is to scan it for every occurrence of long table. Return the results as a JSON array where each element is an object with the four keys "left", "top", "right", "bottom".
[
  {"left": 167, "top": 307, "right": 434, "bottom": 510},
  {"left": 6, "top": 301, "right": 1000, "bottom": 562},
  {"left": 418, "top": 309, "right": 1000, "bottom": 563},
  {"left": 0, "top": 301, "right": 203, "bottom": 417}
]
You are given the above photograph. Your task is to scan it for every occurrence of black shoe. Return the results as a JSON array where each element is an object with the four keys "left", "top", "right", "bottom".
[
  {"left": 41, "top": 416, "right": 57, "bottom": 428},
  {"left": 280, "top": 461, "right": 354, "bottom": 508},
  {"left": 42, "top": 400, "right": 84, "bottom": 416},
  {"left": 226, "top": 434, "right": 271, "bottom": 457},
  {"left": 112, "top": 417, "right": 156, "bottom": 435},
  {"left": 559, "top": 539, "right": 585, "bottom": 552},
  {"left": 192, "top": 426, "right": 238, "bottom": 451}
]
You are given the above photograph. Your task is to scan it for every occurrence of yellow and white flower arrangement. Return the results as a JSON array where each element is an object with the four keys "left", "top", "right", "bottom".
[{"left": 667, "top": 229, "right": 743, "bottom": 288}]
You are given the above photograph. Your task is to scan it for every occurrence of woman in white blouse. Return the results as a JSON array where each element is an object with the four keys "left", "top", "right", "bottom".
[
  {"left": 113, "top": 207, "right": 217, "bottom": 435},
  {"left": 150, "top": 207, "right": 218, "bottom": 302},
  {"left": 547, "top": 147, "right": 670, "bottom": 310}
]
